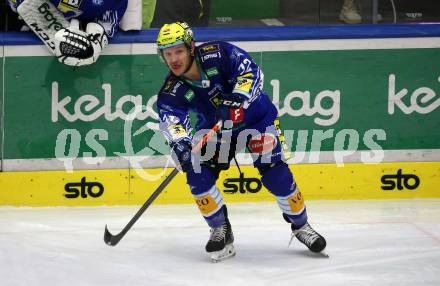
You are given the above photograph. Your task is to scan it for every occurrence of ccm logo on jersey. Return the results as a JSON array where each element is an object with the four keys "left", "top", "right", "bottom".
[
  {"left": 248, "top": 133, "right": 277, "bottom": 154},
  {"left": 220, "top": 99, "right": 242, "bottom": 108}
]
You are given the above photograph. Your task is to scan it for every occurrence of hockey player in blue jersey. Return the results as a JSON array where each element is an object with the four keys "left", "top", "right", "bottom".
[
  {"left": 156, "top": 22, "right": 327, "bottom": 262},
  {"left": 7, "top": 0, "right": 127, "bottom": 66}
]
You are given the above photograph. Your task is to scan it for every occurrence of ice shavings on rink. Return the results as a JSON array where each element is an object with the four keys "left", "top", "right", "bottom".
[{"left": 0, "top": 200, "right": 439, "bottom": 286}]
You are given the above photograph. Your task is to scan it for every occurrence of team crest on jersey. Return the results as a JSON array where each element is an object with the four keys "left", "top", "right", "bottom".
[
  {"left": 200, "top": 44, "right": 220, "bottom": 56},
  {"left": 57, "top": 0, "right": 83, "bottom": 13}
]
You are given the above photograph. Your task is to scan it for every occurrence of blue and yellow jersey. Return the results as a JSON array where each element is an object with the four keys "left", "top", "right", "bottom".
[
  {"left": 7, "top": 0, "right": 127, "bottom": 38},
  {"left": 157, "top": 41, "right": 277, "bottom": 144}
]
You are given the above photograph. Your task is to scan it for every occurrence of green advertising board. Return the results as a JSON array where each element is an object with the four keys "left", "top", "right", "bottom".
[
  {"left": 4, "top": 55, "right": 167, "bottom": 161},
  {"left": 1, "top": 39, "right": 440, "bottom": 169},
  {"left": 263, "top": 48, "right": 440, "bottom": 151}
]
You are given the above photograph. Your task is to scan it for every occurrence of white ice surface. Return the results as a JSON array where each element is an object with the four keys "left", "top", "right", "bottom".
[{"left": 1, "top": 200, "right": 439, "bottom": 286}]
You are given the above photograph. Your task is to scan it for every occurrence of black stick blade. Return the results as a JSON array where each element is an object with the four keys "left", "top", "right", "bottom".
[
  {"left": 104, "top": 225, "right": 119, "bottom": 246},
  {"left": 101, "top": 122, "right": 221, "bottom": 247}
]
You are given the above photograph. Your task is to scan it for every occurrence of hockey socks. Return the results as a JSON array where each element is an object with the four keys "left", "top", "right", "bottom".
[
  {"left": 260, "top": 161, "right": 308, "bottom": 226},
  {"left": 193, "top": 185, "right": 225, "bottom": 227}
]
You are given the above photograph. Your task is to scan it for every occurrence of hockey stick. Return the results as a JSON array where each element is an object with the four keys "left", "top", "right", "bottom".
[
  {"left": 104, "top": 120, "right": 223, "bottom": 246},
  {"left": 17, "top": 0, "right": 69, "bottom": 54}
]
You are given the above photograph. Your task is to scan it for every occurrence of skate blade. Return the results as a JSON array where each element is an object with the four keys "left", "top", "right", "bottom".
[{"left": 210, "top": 244, "right": 236, "bottom": 263}]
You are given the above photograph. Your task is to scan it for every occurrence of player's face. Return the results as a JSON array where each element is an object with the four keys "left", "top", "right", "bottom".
[{"left": 162, "top": 44, "right": 191, "bottom": 76}]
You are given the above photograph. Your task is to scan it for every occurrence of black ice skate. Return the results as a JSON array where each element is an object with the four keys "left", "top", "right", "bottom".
[
  {"left": 290, "top": 222, "right": 328, "bottom": 257},
  {"left": 205, "top": 207, "right": 235, "bottom": 263}
]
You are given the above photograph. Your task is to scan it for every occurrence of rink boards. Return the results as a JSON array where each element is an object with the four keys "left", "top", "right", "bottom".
[
  {"left": 1, "top": 25, "right": 440, "bottom": 206},
  {"left": 0, "top": 161, "right": 438, "bottom": 206}
]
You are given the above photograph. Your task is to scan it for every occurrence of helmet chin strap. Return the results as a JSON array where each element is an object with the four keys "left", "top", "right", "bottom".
[{"left": 182, "top": 47, "right": 195, "bottom": 75}]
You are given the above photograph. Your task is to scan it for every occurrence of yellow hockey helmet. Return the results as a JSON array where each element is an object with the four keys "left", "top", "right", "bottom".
[{"left": 157, "top": 22, "right": 194, "bottom": 51}]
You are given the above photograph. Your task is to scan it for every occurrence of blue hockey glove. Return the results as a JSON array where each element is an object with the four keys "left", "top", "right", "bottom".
[
  {"left": 170, "top": 140, "right": 193, "bottom": 172},
  {"left": 215, "top": 93, "right": 245, "bottom": 124}
]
